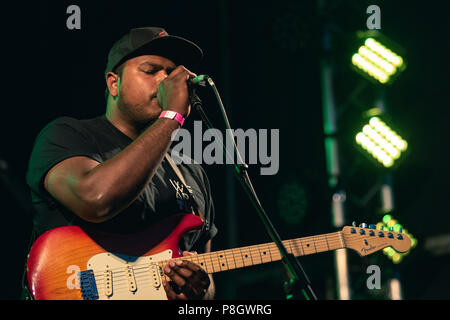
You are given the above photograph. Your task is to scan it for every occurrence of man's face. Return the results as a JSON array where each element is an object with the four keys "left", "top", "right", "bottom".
[{"left": 115, "top": 55, "right": 177, "bottom": 127}]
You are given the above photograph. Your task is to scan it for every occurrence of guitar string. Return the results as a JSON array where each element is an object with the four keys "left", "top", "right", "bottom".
[
  {"left": 89, "top": 231, "right": 346, "bottom": 277},
  {"left": 90, "top": 232, "right": 394, "bottom": 283},
  {"left": 89, "top": 231, "right": 396, "bottom": 278},
  {"left": 90, "top": 236, "right": 390, "bottom": 297},
  {"left": 88, "top": 234, "right": 398, "bottom": 297}
]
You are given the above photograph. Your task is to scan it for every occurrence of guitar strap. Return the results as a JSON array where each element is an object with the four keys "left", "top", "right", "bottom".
[{"left": 164, "top": 153, "right": 205, "bottom": 221}]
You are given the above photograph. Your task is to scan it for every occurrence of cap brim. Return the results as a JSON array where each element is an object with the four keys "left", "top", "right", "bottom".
[{"left": 117, "top": 35, "right": 203, "bottom": 70}]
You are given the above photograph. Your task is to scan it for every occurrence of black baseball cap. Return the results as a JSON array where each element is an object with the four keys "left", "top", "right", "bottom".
[{"left": 105, "top": 27, "right": 203, "bottom": 75}]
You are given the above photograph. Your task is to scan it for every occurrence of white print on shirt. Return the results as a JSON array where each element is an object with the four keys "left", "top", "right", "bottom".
[
  {"left": 169, "top": 179, "right": 197, "bottom": 213},
  {"left": 169, "top": 179, "right": 192, "bottom": 200}
]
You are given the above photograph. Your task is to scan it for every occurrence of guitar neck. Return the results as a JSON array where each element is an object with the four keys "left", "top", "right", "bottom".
[{"left": 161, "top": 231, "right": 345, "bottom": 275}]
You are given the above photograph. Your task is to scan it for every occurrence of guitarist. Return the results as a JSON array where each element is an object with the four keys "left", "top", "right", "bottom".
[{"left": 24, "top": 27, "right": 218, "bottom": 300}]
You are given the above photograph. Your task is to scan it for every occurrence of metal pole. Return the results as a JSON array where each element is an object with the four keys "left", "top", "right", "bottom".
[
  {"left": 320, "top": 50, "right": 351, "bottom": 301},
  {"left": 376, "top": 90, "right": 403, "bottom": 300},
  {"left": 316, "top": 0, "right": 351, "bottom": 299}
]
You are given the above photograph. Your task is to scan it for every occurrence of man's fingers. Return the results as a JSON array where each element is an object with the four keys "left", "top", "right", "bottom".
[
  {"left": 164, "top": 259, "right": 210, "bottom": 300},
  {"left": 168, "top": 65, "right": 197, "bottom": 81},
  {"left": 163, "top": 280, "right": 188, "bottom": 300},
  {"left": 164, "top": 263, "right": 188, "bottom": 288},
  {"left": 177, "top": 260, "right": 210, "bottom": 281}
]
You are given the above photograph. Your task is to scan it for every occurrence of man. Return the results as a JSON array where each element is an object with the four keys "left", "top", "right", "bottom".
[{"left": 25, "top": 27, "right": 218, "bottom": 300}]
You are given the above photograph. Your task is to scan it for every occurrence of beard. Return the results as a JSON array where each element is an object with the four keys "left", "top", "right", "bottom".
[{"left": 116, "top": 93, "right": 162, "bottom": 133}]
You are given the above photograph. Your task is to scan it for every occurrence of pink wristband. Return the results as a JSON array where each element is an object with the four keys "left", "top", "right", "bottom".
[{"left": 159, "top": 110, "right": 185, "bottom": 127}]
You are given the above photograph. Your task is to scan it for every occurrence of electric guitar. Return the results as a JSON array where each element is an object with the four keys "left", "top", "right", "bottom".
[{"left": 26, "top": 213, "right": 411, "bottom": 300}]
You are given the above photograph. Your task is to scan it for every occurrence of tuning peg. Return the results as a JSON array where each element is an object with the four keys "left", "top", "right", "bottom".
[
  {"left": 398, "top": 227, "right": 403, "bottom": 233},
  {"left": 369, "top": 224, "right": 376, "bottom": 229},
  {"left": 352, "top": 221, "right": 357, "bottom": 227},
  {"left": 389, "top": 227, "right": 394, "bottom": 231},
  {"left": 360, "top": 223, "right": 367, "bottom": 228}
]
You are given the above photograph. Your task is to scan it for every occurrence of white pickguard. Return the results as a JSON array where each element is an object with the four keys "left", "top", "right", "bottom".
[{"left": 86, "top": 249, "right": 173, "bottom": 300}]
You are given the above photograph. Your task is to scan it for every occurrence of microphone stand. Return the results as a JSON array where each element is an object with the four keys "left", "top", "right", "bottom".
[{"left": 189, "top": 78, "right": 317, "bottom": 300}]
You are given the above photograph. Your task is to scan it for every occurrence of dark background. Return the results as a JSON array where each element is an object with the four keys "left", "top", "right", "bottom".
[{"left": 1, "top": 0, "right": 449, "bottom": 300}]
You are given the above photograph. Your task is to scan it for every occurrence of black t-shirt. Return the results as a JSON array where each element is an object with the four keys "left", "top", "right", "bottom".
[{"left": 26, "top": 115, "right": 217, "bottom": 252}]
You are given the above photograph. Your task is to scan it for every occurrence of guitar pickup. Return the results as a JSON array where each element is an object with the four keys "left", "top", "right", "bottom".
[
  {"left": 104, "top": 269, "right": 113, "bottom": 298},
  {"left": 126, "top": 266, "right": 137, "bottom": 293},
  {"left": 150, "top": 264, "right": 162, "bottom": 289}
]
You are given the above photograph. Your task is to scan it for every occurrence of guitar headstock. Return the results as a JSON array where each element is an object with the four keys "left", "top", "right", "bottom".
[{"left": 341, "top": 224, "right": 411, "bottom": 256}]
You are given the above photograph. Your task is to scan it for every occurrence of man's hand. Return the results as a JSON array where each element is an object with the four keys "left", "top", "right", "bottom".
[
  {"left": 157, "top": 65, "right": 196, "bottom": 118},
  {"left": 162, "top": 251, "right": 211, "bottom": 300}
]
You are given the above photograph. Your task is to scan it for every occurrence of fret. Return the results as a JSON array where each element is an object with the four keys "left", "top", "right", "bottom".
[
  {"left": 190, "top": 232, "right": 345, "bottom": 275},
  {"left": 300, "top": 237, "right": 317, "bottom": 255},
  {"left": 266, "top": 243, "right": 274, "bottom": 262},
  {"left": 196, "top": 254, "right": 209, "bottom": 273},
  {"left": 325, "top": 235, "right": 330, "bottom": 251},
  {"left": 312, "top": 235, "right": 329, "bottom": 253},
  {"left": 288, "top": 239, "right": 303, "bottom": 257},
  {"left": 216, "top": 251, "right": 229, "bottom": 271},
  {"left": 327, "top": 232, "right": 344, "bottom": 251},
  {"left": 229, "top": 249, "right": 238, "bottom": 270},
  {"left": 251, "top": 246, "right": 263, "bottom": 265},
  {"left": 240, "top": 247, "right": 253, "bottom": 267},
  {"left": 194, "top": 254, "right": 201, "bottom": 267},
  {"left": 207, "top": 253, "right": 217, "bottom": 272},
  {"left": 256, "top": 246, "right": 265, "bottom": 265},
  {"left": 158, "top": 261, "right": 170, "bottom": 283},
  {"left": 259, "top": 244, "right": 272, "bottom": 263},
  {"left": 287, "top": 239, "right": 293, "bottom": 255},
  {"left": 339, "top": 232, "right": 345, "bottom": 248},
  {"left": 223, "top": 250, "right": 232, "bottom": 270},
  {"left": 268, "top": 243, "right": 281, "bottom": 261},
  {"left": 234, "top": 248, "right": 246, "bottom": 269}
]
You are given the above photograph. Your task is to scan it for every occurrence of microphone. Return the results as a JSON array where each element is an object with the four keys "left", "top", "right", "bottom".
[{"left": 189, "top": 75, "right": 209, "bottom": 87}]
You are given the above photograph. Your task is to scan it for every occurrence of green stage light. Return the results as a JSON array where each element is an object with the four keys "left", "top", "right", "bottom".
[
  {"left": 355, "top": 117, "right": 407, "bottom": 168},
  {"left": 351, "top": 34, "right": 406, "bottom": 85},
  {"left": 379, "top": 214, "right": 416, "bottom": 264}
]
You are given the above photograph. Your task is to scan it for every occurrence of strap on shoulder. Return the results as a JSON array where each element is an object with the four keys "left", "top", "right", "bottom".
[{"left": 164, "top": 153, "right": 204, "bottom": 221}]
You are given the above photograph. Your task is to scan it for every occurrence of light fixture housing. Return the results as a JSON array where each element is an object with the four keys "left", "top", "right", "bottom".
[
  {"left": 351, "top": 31, "right": 406, "bottom": 85},
  {"left": 355, "top": 117, "right": 408, "bottom": 168}
]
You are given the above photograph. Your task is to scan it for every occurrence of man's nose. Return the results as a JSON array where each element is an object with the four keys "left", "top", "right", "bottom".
[{"left": 155, "top": 71, "right": 169, "bottom": 85}]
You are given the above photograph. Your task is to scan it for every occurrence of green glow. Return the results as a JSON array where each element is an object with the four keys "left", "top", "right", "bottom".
[
  {"left": 387, "top": 219, "right": 397, "bottom": 228},
  {"left": 352, "top": 38, "right": 404, "bottom": 84},
  {"left": 355, "top": 117, "right": 407, "bottom": 168},
  {"left": 377, "top": 215, "right": 416, "bottom": 264}
]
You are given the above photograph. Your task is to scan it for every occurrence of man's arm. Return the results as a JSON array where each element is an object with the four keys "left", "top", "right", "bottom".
[
  {"left": 45, "top": 117, "right": 179, "bottom": 223},
  {"left": 44, "top": 66, "right": 193, "bottom": 223}
]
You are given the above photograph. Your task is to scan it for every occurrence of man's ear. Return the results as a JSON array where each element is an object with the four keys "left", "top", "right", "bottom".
[{"left": 106, "top": 72, "right": 120, "bottom": 98}]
